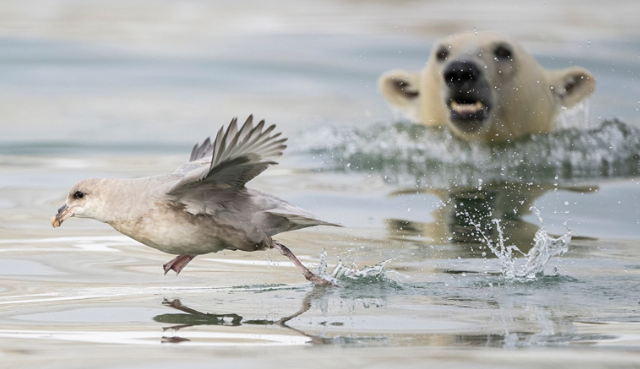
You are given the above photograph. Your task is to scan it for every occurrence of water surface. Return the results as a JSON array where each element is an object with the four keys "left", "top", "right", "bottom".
[{"left": 1, "top": 1, "right": 640, "bottom": 368}]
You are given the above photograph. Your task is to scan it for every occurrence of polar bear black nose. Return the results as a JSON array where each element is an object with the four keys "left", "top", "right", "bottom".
[{"left": 444, "top": 61, "right": 482, "bottom": 88}]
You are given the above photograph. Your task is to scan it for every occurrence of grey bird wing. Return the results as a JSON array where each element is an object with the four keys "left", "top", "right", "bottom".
[
  {"left": 177, "top": 189, "right": 342, "bottom": 245},
  {"left": 264, "top": 209, "right": 341, "bottom": 229},
  {"left": 251, "top": 189, "right": 343, "bottom": 233},
  {"left": 168, "top": 115, "right": 287, "bottom": 195},
  {"left": 162, "top": 116, "right": 339, "bottom": 246}
]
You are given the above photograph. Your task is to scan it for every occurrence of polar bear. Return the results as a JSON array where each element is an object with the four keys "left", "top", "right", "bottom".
[{"left": 379, "top": 32, "right": 595, "bottom": 142}]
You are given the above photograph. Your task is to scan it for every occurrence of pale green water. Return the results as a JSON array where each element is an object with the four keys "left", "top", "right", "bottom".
[{"left": 1, "top": 1, "right": 640, "bottom": 368}]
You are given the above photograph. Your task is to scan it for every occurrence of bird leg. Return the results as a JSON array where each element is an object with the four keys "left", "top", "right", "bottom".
[
  {"left": 163, "top": 255, "right": 196, "bottom": 275},
  {"left": 272, "top": 242, "right": 335, "bottom": 287}
]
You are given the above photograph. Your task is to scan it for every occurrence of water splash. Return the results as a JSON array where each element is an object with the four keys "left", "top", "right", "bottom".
[
  {"left": 330, "top": 259, "right": 392, "bottom": 281},
  {"left": 314, "top": 251, "right": 399, "bottom": 288},
  {"left": 555, "top": 99, "right": 592, "bottom": 130},
  {"left": 295, "top": 119, "right": 640, "bottom": 188},
  {"left": 473, "top": 208, "right": 571, "bottom": 281}
]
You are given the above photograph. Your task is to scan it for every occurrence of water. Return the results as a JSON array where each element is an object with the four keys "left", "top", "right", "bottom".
[
  {"left": 1, "top": 1, "right": 640, "bottom": 368},
  {"left": 472, "top": 208, "right": 572, "bottom": 280},
  {"left": 299, "top": 119, "right": 640, "bottom": 188}
]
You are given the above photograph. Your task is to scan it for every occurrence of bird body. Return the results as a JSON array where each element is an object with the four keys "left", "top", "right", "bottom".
[
  {"left": 52, "top": 116, "right": 338, "bottom": 285},
  {"left": 106, "top": 182, "right": 331, "bottom": 256}
]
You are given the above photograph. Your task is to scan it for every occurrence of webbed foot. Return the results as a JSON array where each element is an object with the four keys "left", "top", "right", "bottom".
[{"left": 163, "top": 255, "right": 196, "bottom": 275}]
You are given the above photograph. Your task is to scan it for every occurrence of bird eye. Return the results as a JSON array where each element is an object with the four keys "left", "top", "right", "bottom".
[
  {"left": 436, "top": 46, "right": 449, "bottom": 62},
  {"left": 493, "top": 45, "right": 512, "bottom": 60},
  {"left": 73, "top": 191, "right": 84, "bottom": 199}
]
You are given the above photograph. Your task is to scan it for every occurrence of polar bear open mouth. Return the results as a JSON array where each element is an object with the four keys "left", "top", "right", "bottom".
[{"left": 447, "top": 97, "right": 491, "bottom": 132}]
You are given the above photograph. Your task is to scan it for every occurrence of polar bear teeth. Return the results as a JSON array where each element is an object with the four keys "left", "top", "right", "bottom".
[{"left": 450, "top": 101, "right": 484, "bottom": 114}]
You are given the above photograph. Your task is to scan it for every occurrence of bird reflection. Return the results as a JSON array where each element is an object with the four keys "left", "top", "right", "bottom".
[
  {"left": 153, "top": 284, "right": 595, "bottom": 348},
  {"left": 155, "top": 288, "right": 332, "bottom": 344},
  {"left": 387, "top": 182, "right": 597, "bottom": 257}
]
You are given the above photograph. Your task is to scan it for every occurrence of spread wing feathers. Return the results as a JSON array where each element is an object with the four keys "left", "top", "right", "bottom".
[
  {"left": 189, "top": 136, "right": 212, "bottom": 162},
  {"left": 169, "top": 116, "right": 287, "bottom": 193}
]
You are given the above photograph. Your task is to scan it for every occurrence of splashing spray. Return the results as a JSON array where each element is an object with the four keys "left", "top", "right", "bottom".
[
  {"left": 314, "top": 250, "right": 399, "bottom": 287},
  {"left": 474, "top": 207, "right": 571, "bottom": 280}
]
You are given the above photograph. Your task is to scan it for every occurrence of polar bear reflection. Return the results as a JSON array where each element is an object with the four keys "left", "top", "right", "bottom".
[{"left": 386, "top": 183, "right": 596, "bottom": 259}]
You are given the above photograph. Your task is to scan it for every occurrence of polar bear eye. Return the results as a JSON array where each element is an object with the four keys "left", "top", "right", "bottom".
[
  {"left": 493, "top": 45, "right": 513, "bottom": 61},
  {"left": 436, "top": 47, "right": 449, "bottom": 62}
]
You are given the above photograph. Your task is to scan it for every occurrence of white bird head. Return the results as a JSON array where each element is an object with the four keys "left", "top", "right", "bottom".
[{"left": 51, "top": 178, "right": 107, "bottom": 227}]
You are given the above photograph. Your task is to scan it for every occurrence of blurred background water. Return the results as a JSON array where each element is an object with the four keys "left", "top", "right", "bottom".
[
  {"left": 1, "top": 0, "right": 639, "bottom": 143},
  {"left": 0, "top": 1, "right": 640, "bottom": 368}
]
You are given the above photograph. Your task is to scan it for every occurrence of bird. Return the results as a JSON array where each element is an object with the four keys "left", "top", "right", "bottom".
[{"left": 51, "top": 116, "right": 340, "bottom": 286}]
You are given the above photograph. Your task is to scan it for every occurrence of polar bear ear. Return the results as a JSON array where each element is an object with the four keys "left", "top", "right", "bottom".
[
  {"left": 378, "top": 70, "right": 421, "bottom": 121},
  {"left": 550, "top": 67, "right": 596, "bottom": 108}
]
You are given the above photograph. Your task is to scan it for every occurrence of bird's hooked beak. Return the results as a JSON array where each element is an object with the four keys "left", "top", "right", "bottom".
[{"left": 51, "top": 204, "right": 75, "bottom": 228}]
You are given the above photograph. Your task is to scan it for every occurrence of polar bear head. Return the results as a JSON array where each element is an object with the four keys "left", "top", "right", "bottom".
[{"left": 379, "top": 32, "right": 595, "bottom": 142}]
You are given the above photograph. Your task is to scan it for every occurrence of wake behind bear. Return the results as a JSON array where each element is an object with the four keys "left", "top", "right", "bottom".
[{"left": 379, "top": 32, "right": 595, "bottom": 143}]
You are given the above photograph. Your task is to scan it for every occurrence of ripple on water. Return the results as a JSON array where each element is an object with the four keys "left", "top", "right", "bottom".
[{"left": 0, "top": 259, "right": 65, "bottom": 276}]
